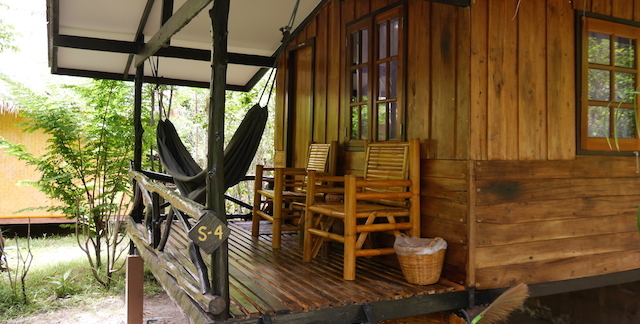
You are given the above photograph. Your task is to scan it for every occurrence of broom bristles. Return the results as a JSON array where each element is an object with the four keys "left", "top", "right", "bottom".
[{"left": 475, "top": 283, "right": 529, "bottom": 324}]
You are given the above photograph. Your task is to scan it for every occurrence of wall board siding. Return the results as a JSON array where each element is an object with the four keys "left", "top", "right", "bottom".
[
  {"left": 475, "top": 156, "right": 640, "bottom": 180},
  {"left": 475, "top": 249, "right": 640, "bottom": 289},
  {"left": 476, "top": 232, "right": 640, "bottom": 269},
  {"left": 0, "top": 114, "right": 62, "bottom": 219},
  {"left": 423, "top": 197, "right": 467, "bottom": 223},
  {"left": 472, "top": 158, "right": 640, "bottom": 289},
  {"left": 476, "top": 213, "right": 637, "bottom": 246},
  {"left": 517, "top": 0, "right": 547, "bottom": 160},
  {"left": 476, "top": 177, "right": 640, "bottom": 205},
  {"left": 471, "top": 0, "right": 576, "bottom": 161},
  {"left": 547, "top": 0, "right": 576, "bottom": 160},
  {"left": 469, "top": 0, "right": 489, "bottom": 160},
  {"left": 477, "top": 195, "right": 640, "bottom": 224},
  {"left": 423, "top": 159, "right": 470, "bottom": 285}
]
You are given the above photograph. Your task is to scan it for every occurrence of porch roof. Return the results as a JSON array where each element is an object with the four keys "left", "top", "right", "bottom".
[{"left": 46, "top": 0, "right": 324, "bottom": 91}]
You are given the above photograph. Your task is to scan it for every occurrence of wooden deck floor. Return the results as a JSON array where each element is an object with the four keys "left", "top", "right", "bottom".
[{"left": 135, "top": 219, "right": 466, "bottom": 323}]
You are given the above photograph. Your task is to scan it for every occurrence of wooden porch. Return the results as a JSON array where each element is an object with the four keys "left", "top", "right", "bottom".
[{"left": 128, "top": 217, "right": 466, "bottom": 323}]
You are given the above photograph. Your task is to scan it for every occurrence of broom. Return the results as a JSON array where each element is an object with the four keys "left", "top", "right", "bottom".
[{"left": 471, "top": 283, "right": 529, "bottom": 324}]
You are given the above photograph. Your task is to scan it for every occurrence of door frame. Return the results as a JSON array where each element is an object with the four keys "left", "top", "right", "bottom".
[{"left": 285, "top": 37, "right": 316, "bottom": 167}]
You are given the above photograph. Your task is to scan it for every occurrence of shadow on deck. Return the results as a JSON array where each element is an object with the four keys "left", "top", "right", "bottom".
[{"left": 131, "top": 219, "right": 467, "bottom": 323}]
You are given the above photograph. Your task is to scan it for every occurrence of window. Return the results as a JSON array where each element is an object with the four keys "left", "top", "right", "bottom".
[
  {"left": 581, "top": 18, "right": 640, "bottom": 151},
  {"left": 347, "top": 7, "right": 404, "bottom": 142}
]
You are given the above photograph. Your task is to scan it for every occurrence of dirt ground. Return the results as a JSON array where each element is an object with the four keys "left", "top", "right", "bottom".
[
  {"left": 5, "top": 293, "right": 187, "bottom": 324},
  {"left": 4, "top": 293, "right": 554, "bottom": 324}
]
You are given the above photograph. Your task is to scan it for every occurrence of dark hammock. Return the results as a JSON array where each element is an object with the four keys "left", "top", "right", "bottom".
[{"left": 156, "top": 103, "right": 268, "bottom": 204}]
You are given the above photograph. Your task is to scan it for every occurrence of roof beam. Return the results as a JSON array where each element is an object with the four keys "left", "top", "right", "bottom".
[
  {"left": 135, "top": 0, "right": 212, "bottom": 67},
  {"left": 53, "top": 35, "right": 274, "bottom": 67},
  {"left": 123, "top": 0, "right": 157, "bottom": 78}
]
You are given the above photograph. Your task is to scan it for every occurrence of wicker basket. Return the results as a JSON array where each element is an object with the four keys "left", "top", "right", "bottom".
[{"left": 396, "top": 248, "right": 445, "bottom": 285}]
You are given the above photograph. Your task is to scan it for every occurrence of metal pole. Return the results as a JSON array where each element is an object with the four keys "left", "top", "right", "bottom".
[{"left": 208, "top": 0, "right": 230, "bottom": 320}]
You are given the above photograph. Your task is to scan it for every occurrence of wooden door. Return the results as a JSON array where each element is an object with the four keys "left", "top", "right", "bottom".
[{"left": 286, "top": 40, "right": 314, "bottom": 168}]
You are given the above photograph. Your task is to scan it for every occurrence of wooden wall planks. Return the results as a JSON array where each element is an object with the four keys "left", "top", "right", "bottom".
[
  {"left": 422, "top": 159, "right": 469, "bottom": 284},
  {"left": 472, "top": 156, "right": 640, "bottom": 289}
]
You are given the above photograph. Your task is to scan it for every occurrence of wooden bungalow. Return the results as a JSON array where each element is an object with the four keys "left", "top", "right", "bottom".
[
  {"left": 273, "top": 0, "right": 640, "bottom": 292},
  {"left": 0, "top": 102, "right": 70, "bottom": 225},
  {"left": 45, "top": 0, "right": 640, "bottom": 323}
]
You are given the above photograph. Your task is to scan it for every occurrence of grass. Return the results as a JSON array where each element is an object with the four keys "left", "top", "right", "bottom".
[{"left": 0, "top": 233, "right": 162, "bottom": 321}]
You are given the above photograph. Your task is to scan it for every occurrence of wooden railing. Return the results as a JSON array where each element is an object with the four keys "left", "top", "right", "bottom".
[{"left": 127, "top": 170, "right": 225, "bottom": 316}]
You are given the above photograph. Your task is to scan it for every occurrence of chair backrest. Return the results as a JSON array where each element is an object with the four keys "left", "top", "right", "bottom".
[
  {"left": 362, "top": 139, "right": 419, "bottom": 205},
  {"left": 306, "top": 143, "right": 332, "bottom": 172},
  {"left": 363, "top": 142, "right": 411, "bottom": 182},
  {"left": 303, "top": 141, "right": 338, "bottom": 186}
]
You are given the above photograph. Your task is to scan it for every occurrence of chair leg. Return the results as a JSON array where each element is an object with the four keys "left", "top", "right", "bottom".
[
  {"left": 271, "top": 194, "right": 283, "bottom": 249},
  {"left": 251, "top": 197, "right": 261, "bottom": 238},
  {"left": 303, "top": 210, "right": 314, "bottom": 262},
  {"left": 251, "top": 165, "right": 264, "bottom": 238},
  {"left": 344, "top": 233, "right": 357, "bottom": 281}
]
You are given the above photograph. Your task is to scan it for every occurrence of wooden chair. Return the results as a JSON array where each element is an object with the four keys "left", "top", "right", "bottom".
[
  {"left": 252, "top": 141, "right": 338, "bottom": 248},
  {"left": 303, "top": 138, "right": 420, "bottom": 280}
]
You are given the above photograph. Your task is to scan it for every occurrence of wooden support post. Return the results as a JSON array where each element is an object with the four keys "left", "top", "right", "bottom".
[
  {"left": 208, "top": 0, "right": 231, "bottom": 320},
  {"left": 126, "top": 255, "right": 144, "bottom": 324},
  {"left": 133, "top": 63, "right": 144, "bottom": 172},
  {"left": 344, "top": 174, "right": 357, "bottom": 281}
]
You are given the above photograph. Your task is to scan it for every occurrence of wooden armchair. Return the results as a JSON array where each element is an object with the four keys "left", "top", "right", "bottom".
[
  {"left": 303, "top": 139, "right": 420, "bottom": 280},
  {"left": 252, "top": 141, "right": 337, "bottom": 248}
]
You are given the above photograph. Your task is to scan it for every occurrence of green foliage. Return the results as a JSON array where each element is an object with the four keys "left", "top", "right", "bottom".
[
  {"left": 0, "top": 235, "right": 149, "bottom": 321},
  {"left": 0, "top": 76, "right": 136, "bottom": 288},
  {"left": 48, "top": 269, "right": 78, "bottom": 298},
  {"left": 0, "top": 2, "right": 18, "bottom": 53}
]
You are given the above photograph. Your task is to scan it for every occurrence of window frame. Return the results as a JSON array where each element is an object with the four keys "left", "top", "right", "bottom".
[
  {"left": 579, "top": 16, "right": 640, "bottom": 153},
  {"left": 345, "top": 5, "right": 405, "bottom": 146}
]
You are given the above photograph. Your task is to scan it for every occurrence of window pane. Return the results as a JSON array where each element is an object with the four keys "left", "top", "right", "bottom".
[
  {"left": 588, "top": 32, "right": 611, "bottom": 65},
  {"left": 351, "top": 106, "right": 359, "bottom": 140},
  {"left": 378, "top": 103, "right": 387, "bottom": 141},
  {"left": 615, "top": 72, "right": 636, "bottom": 103},
  {"left": 378, "top": 63, "right": 387, "bottom": 99},
  {"left": 615, "top": 108, "right": 636, "bottom": 139},
  {"left": 588, "top": 69, "right": 610, "bottom": 101},
  {"left": 362, "top": 66, "right": 369, "bottom": 101},
  {"left": 390, "top": 18, "right": 399, "bottom": 57},
  {"left": 378, "top": 21, "right": 388, "bottom": 59},
  {"left": 361, "top": 105, "right": 369, "bottom": 140},
  {"left": 351, "top": 69, "right": 359, "bottom": 103},
  {"left": 389, "top": 59, "right": 398, "bottom": 99},
  {"left": 588, "top": 105, "right": 610, "bottom": 138},
  {"left": 351, "top": 32, "right": 360, "bottom": 65},
  {"left": 389, "top": 102, "right": 398, "bottom": 140},
  {"left": 614, "top": 36, "right": 635, "bottom": 68},
  {"left": 362, "top": 29, "right": 368, "bottom": 64}
]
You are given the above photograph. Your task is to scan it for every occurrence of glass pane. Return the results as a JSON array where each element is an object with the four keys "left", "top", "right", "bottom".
[
  {"left": 588, "top": 105, "right": 610, "bottom": 138},
  {"left": 615, "top": 72, "right": 636, "bottom": 103},
  {"left": 389, "top": 102, "right": 398, "bottom": 140},
  {"left": 389, "top": 60, "right": 398, "bottom": 99},
  {"left": 615, "top": 36, "right": 635, "bottom": 68},
  {"left": 351, "top": 106, "right": 359, "bottom": 140},
  {"left": 588, "top": 69, "right": 610, "bottom": 101},
  {"left": 361, "top": 105, "right": 369, "bottom": 140},
  {"left": 351, "top": 32, "right": 360, "bottom": 65},
  {"left": 362, "top": 66, "right": 368, "bottom": 101},
  {"left": 378, "top": 63, "right": 387, "bottom": 99},
  {"left": 615, "top": 108, "right": 636, "bottom": 139},
  {"left": 362, "top": 29, "right": 368, "bottom": 64},
  {"left": 588, "top": 32, "right": 610, "bottom": 65},
  {"left": 351, "top": 69, "right": 359, "bottom": 103},
  {"left": 378, "top": 103, "right": 387, "bottom": 141},
  {"left": 378, "top": 21, "right": 388, "bottom": 59},
  {"left": 390, "top": 18, "right": 399, "bottom": 57}
]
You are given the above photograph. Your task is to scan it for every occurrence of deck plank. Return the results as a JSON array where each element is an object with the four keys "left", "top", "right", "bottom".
[{"left": 143, "top": 220, "right": 462, "bottom": 320}]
